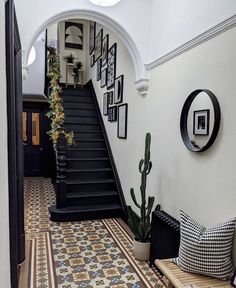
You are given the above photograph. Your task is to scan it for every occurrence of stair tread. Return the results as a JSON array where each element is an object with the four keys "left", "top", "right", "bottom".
[
  {"left": 49, "top": 203, "right": 121, "bottom": 213},
  {"left": 65, "top": 115, "right": 98, "bottom": 118},
  {"left": 64, "top": 122, "right": 100, "bottom": 125},
  {"left": 67, "top": 148, "right": 106, "bottom": 151},
  {"left": 66, "top": 168, "right": 111, "bottom": 172},
  {"left": 64, "top": 107, "right": 96, "bottom": 111},
  {"left": 67, "top": 190, "right": 118, "bottom": 198},
  {"left": 66, "top": 179, "right": 115, "bottom": 184},
  {"left": 74, "top": 139, "right": 104, "bottom": 142},
  {"left": 67, "top": 157, "right": 109, "bottom": 161}
]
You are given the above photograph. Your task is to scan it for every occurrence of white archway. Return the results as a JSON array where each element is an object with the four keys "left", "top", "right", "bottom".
[{"left": 24, "top": 9, "right": 149, "bottom": 84}]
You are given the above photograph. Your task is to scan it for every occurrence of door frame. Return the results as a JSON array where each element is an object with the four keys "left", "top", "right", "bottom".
[{"left": 5, "top": 0, "right": 25, "bottom": 287}]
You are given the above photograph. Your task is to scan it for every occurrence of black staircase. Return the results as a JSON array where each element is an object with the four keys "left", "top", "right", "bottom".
[{"left": 49, "top": 82, "right": 127, "bottom": 222}]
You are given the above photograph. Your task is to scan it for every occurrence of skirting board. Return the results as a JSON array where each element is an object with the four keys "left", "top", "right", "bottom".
[{"left": 146, "top": 15, "right": 236, "bottom": 70}]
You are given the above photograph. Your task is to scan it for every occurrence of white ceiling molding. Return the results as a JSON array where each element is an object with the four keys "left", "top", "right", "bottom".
[
  {"left": 23, "top": 9, "right": 149, "bottom": 96},
  {"left": 146, "top": 15, "right": 236, "bottom": 71}
]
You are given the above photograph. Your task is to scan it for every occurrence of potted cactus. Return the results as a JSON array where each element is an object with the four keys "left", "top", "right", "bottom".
[{"left": 127, "top": 132, "right": 156, "bottom": 261}]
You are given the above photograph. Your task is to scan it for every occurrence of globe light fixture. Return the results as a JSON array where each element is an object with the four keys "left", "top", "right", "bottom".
[{"left": 89, "top": 0, "right": 121, "bottom": 7}]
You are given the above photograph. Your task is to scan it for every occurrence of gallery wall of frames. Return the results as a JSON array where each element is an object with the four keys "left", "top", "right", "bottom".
[{"left": 89, "top": 21, "right": 128, "bottom": 139}]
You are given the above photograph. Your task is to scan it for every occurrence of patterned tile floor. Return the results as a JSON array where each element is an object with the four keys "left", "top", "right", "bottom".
[{"left": 24, "top": 177, "right": 165, "bottom": 288}]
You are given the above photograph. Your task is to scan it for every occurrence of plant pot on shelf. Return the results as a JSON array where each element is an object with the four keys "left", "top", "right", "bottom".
[{"left": 133, "top": 239, "right": 150, "bottom": 261}]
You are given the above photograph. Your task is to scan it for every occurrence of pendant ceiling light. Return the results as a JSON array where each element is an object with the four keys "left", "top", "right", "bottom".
[{"left": 89, "top": 0, "right": 121, "bottom": 7}]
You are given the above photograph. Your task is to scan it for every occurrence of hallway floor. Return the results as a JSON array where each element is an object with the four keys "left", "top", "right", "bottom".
[{"left": 22, "top": 177, "right": 165, "bottom": 288}]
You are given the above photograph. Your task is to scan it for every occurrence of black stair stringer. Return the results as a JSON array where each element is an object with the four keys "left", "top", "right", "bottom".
[{"left": 86, "top": 80, "right": 127, "bottom": 221}]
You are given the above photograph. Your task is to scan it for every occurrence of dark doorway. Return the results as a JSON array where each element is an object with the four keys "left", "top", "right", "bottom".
[
  {"left": 23, "top": 105, "right": 45, "bottom": 176},
  {"left": 23, "top": 102, "right": 55, "bottom": 177}
]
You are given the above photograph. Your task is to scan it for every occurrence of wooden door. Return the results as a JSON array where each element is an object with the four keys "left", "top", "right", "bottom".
[{"left": 23, "top": 107, "right": 45, "bottom": 176}]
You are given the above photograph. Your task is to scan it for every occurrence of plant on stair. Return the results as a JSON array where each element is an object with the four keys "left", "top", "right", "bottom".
[
  {"left": 127, "top": 132, "right": 157, "bottom": 261},
  {"left": 46, "top": 47, "right": 75, "bottom": 148},
  {"left": 63, "top": 53, "right": 76, "bottom": 64}
]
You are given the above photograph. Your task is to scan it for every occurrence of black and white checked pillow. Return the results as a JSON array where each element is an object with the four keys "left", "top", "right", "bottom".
[{"left": 173, "top": 210, "right": 236, "bottom": 280}]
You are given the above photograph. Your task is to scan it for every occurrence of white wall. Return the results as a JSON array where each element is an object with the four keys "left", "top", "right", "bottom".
[
  {"left": 150, "top": 0, "right": 236, "bottom": 61},
  {"left": 23, "top": 32, "right": 46, "bottom": 95},
  {"left": 58, "top": 19, "right": 89, "bottom": 84},
  {"left": 87, "top": 22, "right": 236, "bottom": 260},
  {"left": 0, "top": 0, "right": 11, "bottom": 286}
]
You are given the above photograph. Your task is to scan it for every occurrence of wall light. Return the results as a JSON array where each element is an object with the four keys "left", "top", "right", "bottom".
[{"left": 89, "top": 0, "right": 121, "bottom": 7}]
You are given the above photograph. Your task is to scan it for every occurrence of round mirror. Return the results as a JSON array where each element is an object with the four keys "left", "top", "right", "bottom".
[{"left": 180, "top": 89, "right": 221, "bottom": 152}]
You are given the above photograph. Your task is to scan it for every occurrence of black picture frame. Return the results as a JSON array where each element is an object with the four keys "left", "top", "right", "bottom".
[
  {"left": 117, "top": 103, "right": 128, "bottom": 139},
  {"left": 180, "top": 89, "right": 221, "bottom": 153},
  {"left": 90, "top": 54, "right": 95, "bottom": 67},
  {"left": 114, "top": 75, "right": 123, "bottom": 104},
  {"left": 101, "top": 34, "right": 109, "bottom": 67},
  {"left": 108, "top": 91, "right": 113, "bottom": 105},
  {"left": 101, "top": 68, "right": 107, "bottom": 88},
  {"left": 65, "top": 21, "right": 83, "bottom": 50},
  {"left": 96, "top": 58, "right": 102, "bottom": 81},
  {"left": 108, "top": 106, "right": 117, "bottom": 122},
  {"left": 107, "top": 43, "right": 117, "bottom": 89},
  {"left": 103, "top": 93, "right": 108, "bottom": 115},
  {"left": 231, "top": 269, "right": 236, "bottom": 287},
  {"left": 193, "top": 109, "right": 210, "bottom": 136},
  {"left": 89, "top": 21, "right": 96, "bottom": 54},
  {"left": 94, "top": 28, "right": 103, "bottom": 62}
]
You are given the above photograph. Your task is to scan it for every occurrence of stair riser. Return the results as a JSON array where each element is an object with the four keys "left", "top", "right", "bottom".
[
  {"left": 65, "top": 117, "right": 99, "bottom": 124},
  {"left": 50, "top": 208, "right": 122, "bottom": 222},
  {"left": 73, "top": 131, "right": 103, "bottom": 139},
  {"left": 67, "top": 182, "right": 116, "bottom": 193},
  {"left": 74, "top": 141, "right": 106, "bottom": 149},
  {"left": 63, "top": 102, "right": 96, "bottom": 109},
  {"left": 64, "top": 109, "right": 97, "bottom": 117},
  {"left": 62, "top": 90, "right": 90, "bottom": 97},
  {"left": 67, "top": 159, "right": 110, "bottom": 169},
  {"left": 66, "top": 195, "right": 119, "bottom": 206},
  {"left": 65, "top": 170, "right": 113, "bottom": 181},
  {"left": 62, "top": 96, "right": 93, "bottom": 103},
  {"left": 64, "top": 123, "right": 101, "bottom": 131},
  {"left": 66, "top": 150, "right": 108, "bottom": 158}
]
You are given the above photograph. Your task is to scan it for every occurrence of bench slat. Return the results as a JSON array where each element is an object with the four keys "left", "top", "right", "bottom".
[{"left": 155, "top": 259, "right": 231, "bottom": 288}]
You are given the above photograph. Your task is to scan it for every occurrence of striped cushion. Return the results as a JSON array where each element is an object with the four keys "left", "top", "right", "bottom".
[{"left": 173, "top": 210, "right": 236, "bottom": 280}]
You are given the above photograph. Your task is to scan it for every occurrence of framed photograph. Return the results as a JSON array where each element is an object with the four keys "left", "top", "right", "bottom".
[
  {"left": 231, "top": 269, "right": 236, "bottom": 287},
  {"left": 193, "top": 109, "right": 210, "bottom": 135},
  {"left": 103, "top": 93, "right": 108, "bottom": 115},
  {"left": 114, "top": 75, "right": 123, "bottom": 104},
  {"left": 108, "top": 106, "right": 117, "bottom": 122},
  {"left": 108, "top": 91, "right": 113, "bottom": 105},
  {"left": 90, "top": 55, "right": 95, "bottom": 67},
  {"left": 89, "top": 21, "right": 96, "bottom": 54},
  {"left": 107, "top": 43, "right": 117, "bottom": 89},
  {"left": 96, "top": 58, "right": 102, "bottom": 81},
  {"left": 117, "top": 103, "right": 128, "bottom": 139},
  {"left": 65, "top": 21, "right": 83, "bottom": 50},
  {"left": 94, "top": 28, "right": 103, "bottom": 62},
  {"left": 101, "top": 34, "right": 109, "bottom": 66},
  {"left": 101, "top": 68, "right": 107, "bottom": 88}
]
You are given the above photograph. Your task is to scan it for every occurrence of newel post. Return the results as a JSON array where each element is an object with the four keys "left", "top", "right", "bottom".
[{"left": 56, "top": 135, "right": 67, "bottom": 208}]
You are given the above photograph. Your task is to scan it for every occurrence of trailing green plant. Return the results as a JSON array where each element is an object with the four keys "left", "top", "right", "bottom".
[
  {"left": 63, "top": 53, "right": 76, "bottom": 63},
  {"left": 46, "top": 47, "right": 75, "bottom": 148},
  {"left": 127, "top": 133, "right": 155, "bottom": 243}
]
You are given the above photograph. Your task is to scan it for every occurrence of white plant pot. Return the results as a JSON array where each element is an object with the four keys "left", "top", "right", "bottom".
[{"left": 133, "top": 239, "right": 150, "bottom": 261}]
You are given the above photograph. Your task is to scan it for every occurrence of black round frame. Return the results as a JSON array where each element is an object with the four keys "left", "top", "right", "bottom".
[{"left": 180, "top": 89, "right": 221, "bottom": 152}]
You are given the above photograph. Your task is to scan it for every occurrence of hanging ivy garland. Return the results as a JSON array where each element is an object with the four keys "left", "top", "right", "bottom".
[{"left": 46, "top": 47, "right": 74, "bottom": 148}]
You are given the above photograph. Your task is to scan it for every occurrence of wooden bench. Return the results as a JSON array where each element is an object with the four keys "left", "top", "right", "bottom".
[{"left": 155, "top": 259, "right": 231, "bottom": 288}]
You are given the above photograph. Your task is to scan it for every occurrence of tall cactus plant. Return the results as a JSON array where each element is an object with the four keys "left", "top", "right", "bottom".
[{"left": 127, "top": 133, "right": 155, "bottom": 243}]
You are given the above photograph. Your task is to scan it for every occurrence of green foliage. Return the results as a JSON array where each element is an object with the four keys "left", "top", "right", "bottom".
[
  {"left": 127, "top": 133, "right": 155, "bottom": 243},
  {"left": 63, "top": 53, "right": 76, "bottom": 63},
  {"left": 46, "top": 47, "right": 75, "bottom": 149}
]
